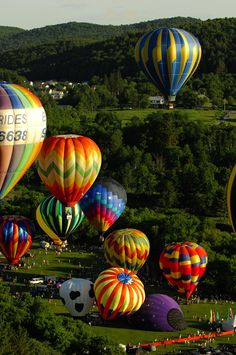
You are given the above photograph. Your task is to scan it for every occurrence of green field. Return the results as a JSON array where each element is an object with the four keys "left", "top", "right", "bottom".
[
  {"left": 85, "top": 107, "right": 236, "bottom": 128},
  {"left": 1, "top": 242, "right": 235, "bottom": 354}
]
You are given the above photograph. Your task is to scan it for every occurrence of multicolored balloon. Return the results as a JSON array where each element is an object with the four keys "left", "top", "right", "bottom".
[
  {"left": 128, "top": 293, "right": 186, "bottom": 331},
  {"left": 159, "top": 242, "right": 208, "bottom": 299},
  {"left": 36, "top": 194, "right": 85, "bottom": 246},
  {"left": 0, "top": 215, "right": 33, "bottom": 264},
  {"left": 0, "top": 83, "right": 46, "bottom": 200},
  {"left": 135, "top": 28, "right": 201, "bottom": 106},
  {"left": 59, "top": 278, "right": 95, "bottom": 317},
  {"left": 104, "top": 228, "right": 150, "bottom": 273},
  {"left": 227, "top": 165, "right": 236, "bottom": 231},
  {"left": 36, "top": 135, "right": 102, "bottom": 207},
  {"left": 94, "top": 267, "right": 145, "bottom": 320},
  {"left": 80, "top": 177, "right": 127, "bottom": 235}
]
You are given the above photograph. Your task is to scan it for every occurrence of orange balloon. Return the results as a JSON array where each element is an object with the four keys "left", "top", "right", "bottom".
[{"left": 36, "top": 135, "right": 102, "bottom": 207}]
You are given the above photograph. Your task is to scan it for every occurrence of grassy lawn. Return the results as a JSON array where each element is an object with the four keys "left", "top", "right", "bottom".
[
  {"left": 85, "top": 107, "right": 236, "bottom": 127},
  {"left": 1, "top": 242, "right": 235, "bottom": 354}
]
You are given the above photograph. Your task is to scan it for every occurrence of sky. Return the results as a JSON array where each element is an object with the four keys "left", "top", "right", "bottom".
[{"left": 1, "top": 0, "right": 235, "bottom": 30}]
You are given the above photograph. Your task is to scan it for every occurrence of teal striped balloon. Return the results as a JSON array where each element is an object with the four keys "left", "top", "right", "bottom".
[{"left": 36, "top": 195, "right": 84, "bottom": 244}]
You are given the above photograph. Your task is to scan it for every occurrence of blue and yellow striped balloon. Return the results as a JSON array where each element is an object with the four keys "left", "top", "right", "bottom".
[{"left": 135, "top": 28, "right": 201, "bottom": 103}]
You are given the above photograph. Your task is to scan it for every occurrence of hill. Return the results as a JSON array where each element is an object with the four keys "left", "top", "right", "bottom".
[
  {"left": 0, "top": 26, "right": 24, "bottom": 39},
  {"left": 0, "top": 17, "right": 201, "bottom": 51},
  {"left": 0, "top": 17, "right": 235, "bottom": 85}
]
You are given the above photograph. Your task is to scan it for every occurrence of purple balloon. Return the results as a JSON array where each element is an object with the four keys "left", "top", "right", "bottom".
[{"left": 128, "top": 294, "right": 186, "bottom": 331}]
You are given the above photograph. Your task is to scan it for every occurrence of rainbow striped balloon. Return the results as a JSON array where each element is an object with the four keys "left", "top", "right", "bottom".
[
  {"left": 104, "top": 228, "right": 150, "bottom": 273},
  {"left": 0, "top": 215, "right": 33, "bottom": 264},
  {"left": 94, "top": 267, "right": 145, "bottom": 320},
  {"left": 135, "top": 28, "right": 201, "bottom": 103},
  {"left": 80, "top": 177, "right": 127, "bottom": 234},
  {"left": 36, "top": 194, "right": 84, "bottom": 245},
  {"left": 0, "top": 83, "right": 46, "bottom": 200},
  {"left": 36, "top": 135, "right": 102, "bottom": 207},
  {"left": 159, "top": 242, "right": 208, "bottom": 299}
]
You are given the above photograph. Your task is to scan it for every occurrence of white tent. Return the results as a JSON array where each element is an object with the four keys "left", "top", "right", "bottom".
[{"left": 222, "top": 315, "right": 236, "bottom": 331}]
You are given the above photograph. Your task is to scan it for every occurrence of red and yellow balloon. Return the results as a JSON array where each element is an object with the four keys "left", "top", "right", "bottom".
[
  {"left": 36, "top": 135, "right": 102, "bottom": 207},
  {"left": 0, "top": 215, "right": 33, "bottom": 264},
  {"left": 104, "top": 228, "right": 150, "bottom": 273},
  {"left": 159, "top": 241, "right": 208, "bottom": 299},
  {"left": 0, "top": 83, "right": 46, "bottom": 200},
  {"left": 94, "top": 267, "right": 145, "bottom": 320}
]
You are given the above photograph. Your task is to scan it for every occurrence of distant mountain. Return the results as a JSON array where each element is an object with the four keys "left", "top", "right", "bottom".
[
  {"left": 0, "top": 26, "right": 24, "bottom": 39},
  {"left": 0, "top": 17, "right": 201, "bottom": 51},
  {"left": 0, "top": 17, "right": 235, "bottom": 82}
]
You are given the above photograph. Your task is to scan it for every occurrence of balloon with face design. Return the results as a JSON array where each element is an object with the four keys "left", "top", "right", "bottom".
[{"left": 59, "top": 278, "right": 95, "bottom": 317}]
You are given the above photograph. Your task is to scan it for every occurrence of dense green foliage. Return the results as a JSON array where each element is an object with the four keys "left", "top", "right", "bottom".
[
  {"left": 0, "top": 17, "right": 200, "bottom": 51},
  {"left": 0, "top": 17, "right": 235, "bottom": 108},
  {"left": 0, "top": 285, "right": 123, "bottom": 355},
  {"left": 1, "top": 107, "right": 236, "bottom": 297},
  {"left": 0, "top": 17, "right": 235, "bottom": 80},
  {"left": 0, "top": 26, "right": 24, "bottom": 39}
]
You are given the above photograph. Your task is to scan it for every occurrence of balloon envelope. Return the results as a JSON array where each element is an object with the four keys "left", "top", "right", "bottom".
[
  {"left": 80, "top": 177, "right": 127, "bottom": 234},
  {"left": 0, "top": 83, "right": 46, "bottom": 200},
  {"left": 59, "top": 278, "right": 95, "bottom": 317},
  {"left": 128, "top": 293, "right": 186, "bottom": 331},
  {"left": 227, "top": 165, "right": 236, "bottom": 231},
  {"left": 104, "top": 228, "right": 150, "bottom": 273},
  {"left": 0, "top": 215, "right": 33, "bottom": 264},
  {"left": 94, "top": 267, "right": 145, "bottom": 320},
  {"left": 36, "top": 135, "right": 102, "bottom": 207},
  {"left": 159, "top": 242, "right": 207, "bottom": 299},
  {"left": 135, "top": 28, "right": 201, "bottom": 102},
  {"left": 36, "top": 194, "right": 84, "bottom": 245}
]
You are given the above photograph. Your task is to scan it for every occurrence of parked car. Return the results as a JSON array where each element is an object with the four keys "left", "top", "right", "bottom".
[{"left": 29, "top": 277, "right": 44, "bottom": 285}]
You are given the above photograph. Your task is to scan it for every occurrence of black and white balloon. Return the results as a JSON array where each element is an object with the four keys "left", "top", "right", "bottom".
[{"left": 59, "top": 278, "right": 95, "bottom": 317}]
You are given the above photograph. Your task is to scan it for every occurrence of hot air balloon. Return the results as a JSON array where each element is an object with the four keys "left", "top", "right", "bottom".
[
  {"left": 0, "top": 215, "right": 33, "bottom": 264},
  {"left": 159, "top": 242, "right": 207, "bottom": 299},
  {"left": 36, "top": 194, "right": 85, "bottom": 246},
  {"left": 135, "top": 28, "right": 202, "bottom": 108},
  {"left": 36, "top": 135, "right": 102, "bottom": 207},
  {"left": 94, "top": 267, "right": 145, "bottom": 320},
  {"left": 59, "top": 278, "right": 95, "bottom": 317},
  {"left": 80, "top": 177, "right": 127, "bottom": 237},
  {"left": 0, "top": 82, "right": 46, "bottom": 200},
  {"left": 128, "top": 293, "right": 186, "bottom": 331},
  {"left": 104, "top": 228, "right": 150, "bottom": 273},
  {"left": 227, "top": 165, "right": 236, "bottom": 231}
]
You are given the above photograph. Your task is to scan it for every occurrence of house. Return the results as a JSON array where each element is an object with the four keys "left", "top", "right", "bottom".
[{"left": 149, "top": 96, "right": 165, "bottom": 108}]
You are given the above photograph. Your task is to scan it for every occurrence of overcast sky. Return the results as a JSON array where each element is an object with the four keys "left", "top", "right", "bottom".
[{"left": 1, "top": 0, "right": 235, "bottom": 30}]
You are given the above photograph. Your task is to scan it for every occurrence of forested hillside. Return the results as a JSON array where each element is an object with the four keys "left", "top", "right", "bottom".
[
  {"left": 0, "top": 26, "right": 24, "bottom": 39},
  {"left": 0, "top": 17, "right": 200, "bottom": 51},
  {"left": 0, "top": 17, "right": 235, "bottom": 82}
]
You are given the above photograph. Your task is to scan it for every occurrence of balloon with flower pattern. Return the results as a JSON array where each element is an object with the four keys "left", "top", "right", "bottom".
[
  {"left": 94, "top": 267, "right": 145, "bottom": 320},
  {"left": 36, "top": 194, "right": 85, "bottom": 246},
  {"left": 36, "top": 135, "right": 102, "bottom": 207},
  {"left": 159, "top": 241, "right": 208, "bottom": 299},
  {"left": 0, "top": 82, "right": 46, "bottom": 200},
  {"left": 104, "top": 228, "right": 150, "bottom": 273},
  {"left": 80, "top": 177, "right": 127, "bottom": 235},
  {"left": 0, "top": 215, "right": 33, "bottom": 264}
]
